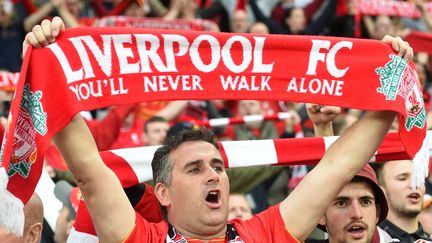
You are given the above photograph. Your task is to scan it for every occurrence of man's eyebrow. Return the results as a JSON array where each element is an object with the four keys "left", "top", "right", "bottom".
[
  {"left": 211, "top": 158, "right": 224, "bottom": 165},
  {"left": 184, "top": 160, "right": 203, "bottom": 169},
  {"left": 359, "top": 195, "right": 375, "bottom": 200},
  {"left": 183, "top": 158, "right": 224, "bottom": 170},
  {"left": 334, "top": 196, "right": 349, "bottom": 201},
  {"left": 396, "top": 172, "right": 410, "bottom": 177}
]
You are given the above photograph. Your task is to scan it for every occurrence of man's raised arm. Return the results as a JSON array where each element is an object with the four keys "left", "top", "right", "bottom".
[
  {"left": 24, "top": 18, "right": 136, "bottom": 243},
  {"left": 53, "top": 115, "right": 135, "bottom": 243},
  {"left": 280, "top": 36, "right": 412, "bottom": 242},
  {"left": 282, "top": 110, "right": 396, "bottom": 241}
]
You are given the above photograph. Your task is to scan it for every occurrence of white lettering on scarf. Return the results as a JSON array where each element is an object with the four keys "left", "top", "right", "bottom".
[
  {"left": 306, "top": 40, "right": 353, "bottom": 78},
  {"left": 285, "top": 40, "right": 352, "bottom": 96},
  {"left": 47, "top": 34, "right": 274, "bottom": 84}
]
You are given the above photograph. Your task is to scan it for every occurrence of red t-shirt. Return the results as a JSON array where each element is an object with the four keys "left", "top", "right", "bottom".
[{"left": 123, "top": 204, "right": 300, "bottom": 243}]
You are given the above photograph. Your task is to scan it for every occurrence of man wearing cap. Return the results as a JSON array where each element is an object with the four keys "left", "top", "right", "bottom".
[
  {"left": 304, "top": 103, "right": 392, "bottom": 243},
  {"left": 54, "top": 180, "right": 79, "bottom": 243},
  {"left": 375, "top": 160, "right": 432, "bottom": 242},
  {"left": 25, "top": 17, "right": 412, "bottom": 243},
  {"left": 307, "top": 164, "right": 393, "bottom": 243}
]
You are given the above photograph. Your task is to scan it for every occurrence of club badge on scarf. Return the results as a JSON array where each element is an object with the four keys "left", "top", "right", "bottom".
[
  {"left": 376, "top": 54, "right": 425, "bottom": 131},
  {"left": 0, "top": 27, "right": 427, "bottom": 236},
  {"left": 8, "top": 84, "right": 47, "bottom": 178}
]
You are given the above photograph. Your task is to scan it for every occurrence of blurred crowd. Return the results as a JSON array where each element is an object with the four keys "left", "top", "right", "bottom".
[{"left": 1, "top": 0, "right": 432, "bottom": 242}]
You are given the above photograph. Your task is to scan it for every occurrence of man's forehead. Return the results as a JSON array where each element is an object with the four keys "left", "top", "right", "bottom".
[
  {"left": 338, "top": 180, "right": 375, "bottom": 198},
  {"left": 170, "top": 141, "right": 222, "bottom": 164},
  {"left": 384, "top": 160, "right": 413, "bottom": 176},
  {"left": 148, "top": 121, "right": 168, "bottom": 128}
]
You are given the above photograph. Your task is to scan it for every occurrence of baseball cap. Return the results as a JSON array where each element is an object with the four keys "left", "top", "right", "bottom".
[
  {"left": 54, "top": 180, "right": 81, "bottom": 219},
  {"left": 318, "top": 164, "right": 388, "bottom": 231},
  {"left": 354, "top": 164, "right": 388, "bottom": 223}
]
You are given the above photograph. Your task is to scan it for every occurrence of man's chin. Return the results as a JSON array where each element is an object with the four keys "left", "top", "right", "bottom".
[
  {"left": 202, "top": 212, "right": 228, "bottom": 225},
  {"left": 344, "top": 236, "right": 370, "bottom": 243},
  {"left": 401, "top": 207, "right": 422, "bottom": 217}
]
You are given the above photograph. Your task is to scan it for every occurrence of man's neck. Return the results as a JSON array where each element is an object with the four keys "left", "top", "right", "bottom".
[
  {"left": 387, "top": 212, "right": 419, "bottom": 233},
  {"left": 169, "top": 221, "right": 227, "bottom": 241}
]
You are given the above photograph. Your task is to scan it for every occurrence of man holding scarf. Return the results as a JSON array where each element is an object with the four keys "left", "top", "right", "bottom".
[
  {"left": 24, "top": 17, "right": 413, "bottom": 243},
  {"left": 305, "top": 104, "right": 394, "bottom": 243}
]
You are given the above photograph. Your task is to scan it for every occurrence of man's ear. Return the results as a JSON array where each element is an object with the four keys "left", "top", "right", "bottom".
[
  {"left": 154, "top": 183, "right": 170, "bottom": 207},
  {"left": 24, "top": 222, "right": 42, "bottom": 243},
  {"left": 318, "top": 216, "right": 326, "bottom": 228},
  {"left": 66, "top": 219, "right": 76, "bottom": 235},
  {"left": 141, "top": 133, "right": 149, "bottom": 144}
]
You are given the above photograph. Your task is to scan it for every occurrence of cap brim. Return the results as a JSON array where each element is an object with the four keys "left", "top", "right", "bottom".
[{"left": 54, "top": 180, "right": 76, "bottom": 219}]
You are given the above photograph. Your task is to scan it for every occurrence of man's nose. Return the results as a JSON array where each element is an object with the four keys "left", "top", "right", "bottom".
[
  {"left": 349, "top": 202, "right": 363, "bottom": 219},
  {"left": 206, "top": 166, "right": 220, "bottom": 183},
  {"left": 235, "top": 209, "right": 244, "bottom": 219}
]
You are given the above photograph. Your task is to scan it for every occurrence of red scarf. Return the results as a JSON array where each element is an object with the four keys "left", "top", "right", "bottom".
[
  {"left": 97, "top": 16, "right": 213, "bottom": 31},
  {"left": 405, "top": 31, "right": 432, "bottom": 55},
  {"left": 98, "top": 132, "right": 425, "bottom": 188},
  {"left": 356, "top": 0, "right": 432, "bottom": 18},
  {"left": 0, "top": 71, "right": 19, "bottom": 91},
  {"left": 0, "top": 27, "right": 427, "bottom": 235}
]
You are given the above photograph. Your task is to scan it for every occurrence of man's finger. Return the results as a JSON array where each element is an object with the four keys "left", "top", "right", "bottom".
[
  {"left": 381, "top": 35, "right": 396, "bottom": 49},
  {"left": 32, "top": 25, "right": 49, "bottom": 47},
  {"left": 382, "top": 35, "right": 413, "bottom": 62},
  {"left": 404, "top": 46, "right": 414, "bottom": 62},
  {"left": 22, "top": 32, "right": 40, "bottom": 57},
  {"left": 51, "top": 16, "right": 65, "bottom": 37},
  {"left": 306, "top": 103, "right": 320, "bottom": 113},
  {"left": 41, "top": 19, "right": 54, "bottom": 43},
  {"left": 320, "top": 106, "right": 341, "bottom": 115}
]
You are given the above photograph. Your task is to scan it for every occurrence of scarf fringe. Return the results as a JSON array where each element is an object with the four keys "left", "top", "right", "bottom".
[
  {"left": 411, "top": 132, "right": 431, "bottom": 190},
  {"left": 67, "top": 227, "right": 98, "bottom": 243},
  {"left": 0, "top": 167, "right": 24, "bottom": 237}
]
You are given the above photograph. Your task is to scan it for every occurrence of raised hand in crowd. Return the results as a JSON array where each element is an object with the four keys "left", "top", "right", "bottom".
[
  {"left": 306, "top": 103, "right": 341, "bottom": 137},
  {"left": 415, "top": 0, "right": 432, "bottom": 32},
  {"left": 23, "top": 0, "right": 79, "bottom": 32},
  {"left": 381, "top": 35, "right": 413, "bottom": 62},
  {"left": 23, "top": 16, "right": 65, "bottom": 53},
  {"left": 281, "top": 109, "right": 301, "bottom": 137},
  {"left": 163, "top": 0, "right": 185, "bottom": 20}
]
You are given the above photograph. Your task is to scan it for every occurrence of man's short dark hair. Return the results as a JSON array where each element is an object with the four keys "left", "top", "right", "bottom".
[
  {"left": 144, "top": 116, "right": 168, "bottom": 133},
  {"left": 371, "top": 163, "right": 385, "bottom": 187},
  {"left": 151, "top": 128, "right": 219, "bottom": 185}
]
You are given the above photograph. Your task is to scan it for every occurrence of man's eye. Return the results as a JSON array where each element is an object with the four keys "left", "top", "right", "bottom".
[
  {"left": 361, "top": 199, "right": 374, "bottom": 206},
  {"left": 188, "top": 168, "right": 200, "bottom": 174},
  {"left": 213, "top": 166, "right": 223, "bottom": 172},
  {"left": 335, "top": 201, "right": 346, "bottom": 207}
]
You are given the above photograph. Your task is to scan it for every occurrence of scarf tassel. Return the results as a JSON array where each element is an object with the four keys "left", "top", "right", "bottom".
[
  {"left": 0, "top": 167, "right": 24, "bottom": 237},
  {"left": 411, "top": 132, "right": 431, "bottom": 190}
]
